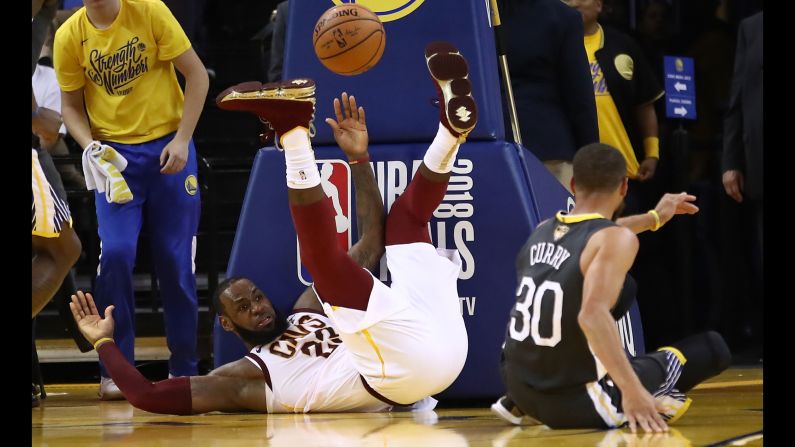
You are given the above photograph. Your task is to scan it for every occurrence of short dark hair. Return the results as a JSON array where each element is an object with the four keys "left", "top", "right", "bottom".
[
  {"left": 213, "top": 276, "right": 244, "bottom": 316},
  {"left": 572, "top": 143, "right": 627, "bottom": 193}
]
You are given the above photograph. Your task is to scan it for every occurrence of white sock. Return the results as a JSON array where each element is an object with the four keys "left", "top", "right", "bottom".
[
  {"left": 281, "top": 127, "right": 320, "bottom": 189},
  {"left": 423, "top": 123, "right": 461, "bottom": 174}
]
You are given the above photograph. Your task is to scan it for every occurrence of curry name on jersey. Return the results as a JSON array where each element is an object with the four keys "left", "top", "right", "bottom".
[{"left": 503, "top": 213, "right": 617, "bottom": 391}]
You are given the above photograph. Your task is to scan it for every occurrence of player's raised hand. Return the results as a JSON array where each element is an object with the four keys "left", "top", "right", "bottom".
[
  {"left": 326, "top": 92, "right": 369, "bottom": 160},
  {"left": 69, "top": 291, "right": 115, "bottom": 345},
  {"left": 653, "top": 192, "right": 699, "bottom": 227}
]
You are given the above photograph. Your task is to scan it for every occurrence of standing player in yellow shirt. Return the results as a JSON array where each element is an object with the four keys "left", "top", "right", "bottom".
[
  {"left": 54, "top": 0, "right": 209, "bottom": 399},
  {"left": 568, "top": 0, "right": 664, "bottom": 213}
]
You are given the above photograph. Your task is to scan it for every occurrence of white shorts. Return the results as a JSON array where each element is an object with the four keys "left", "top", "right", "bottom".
[
  {"left": 32, "top": 149, "right": 72, "bottom": 238},
  {"left": 318, "top": 242, "right": 468, "bottom": 406}
]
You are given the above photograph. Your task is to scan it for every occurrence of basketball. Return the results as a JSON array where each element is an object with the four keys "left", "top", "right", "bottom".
[{"left": 313, "top": 4, "right": 386, "bottom": 76}]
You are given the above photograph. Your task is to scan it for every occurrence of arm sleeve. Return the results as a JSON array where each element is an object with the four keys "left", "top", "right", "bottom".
[{"left": 97, "top": 341, "right": 193, "bottom": 415}]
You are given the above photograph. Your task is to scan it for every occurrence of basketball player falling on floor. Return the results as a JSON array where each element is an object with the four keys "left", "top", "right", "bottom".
[
  {"left": 69, "top": 42, "right": 476, "bottom": 415},
  {"left": 491, "top": 144, "right": 732, "bottom": 432}
]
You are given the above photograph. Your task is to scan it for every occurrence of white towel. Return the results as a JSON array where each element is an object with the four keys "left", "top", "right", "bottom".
[{"left": 81, "top": 141, "right": 133, "bottom": 204}]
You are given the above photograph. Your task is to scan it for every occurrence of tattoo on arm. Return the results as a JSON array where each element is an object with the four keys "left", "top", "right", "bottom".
[{"left": 348, "top": 162, "right": 385, "bottom": 270}]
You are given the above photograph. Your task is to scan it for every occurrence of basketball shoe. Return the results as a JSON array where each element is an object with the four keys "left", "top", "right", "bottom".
[
  {"left": 424, "top": 42, "right": 478, "bottom": 140},
  {"left": 216, "top": 79, "right": 317, "bottom": 147}
]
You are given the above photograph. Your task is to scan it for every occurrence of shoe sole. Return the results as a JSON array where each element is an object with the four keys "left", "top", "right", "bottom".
[
  {"left": 425, "top": 42, "right": 477, "bottom": 136},
  {"left": 216, "top": 79, "right": 316, "bottom": 108},
  {"left": 490, "top": 402, "right": 523, "bottom": 425}
]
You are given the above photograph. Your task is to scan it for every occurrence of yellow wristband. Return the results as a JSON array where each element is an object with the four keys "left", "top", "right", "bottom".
[
  {"left": 643, "top": 137, "right": 660, "bottom": 159},
  {"left": 93, "top": 337, "right": 114, "bottom": 350},
  {"left": 648, "top": 209, "right": 662, "bottom": 231}
]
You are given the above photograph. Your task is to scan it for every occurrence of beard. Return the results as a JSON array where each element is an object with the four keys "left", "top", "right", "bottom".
[
  {"left": 232, "top": 312, "right": 289, "bottom": 347},
  {"left": 611, "top": 200, "right": 627, "bottom": 221}
]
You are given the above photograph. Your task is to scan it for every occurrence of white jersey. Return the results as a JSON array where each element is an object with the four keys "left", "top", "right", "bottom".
[
  {"left": 246, "top": 243, "right": 468, "bottom": 413},
  {"left": 245, "top": 310, "right": 391, "bottom": 413}
]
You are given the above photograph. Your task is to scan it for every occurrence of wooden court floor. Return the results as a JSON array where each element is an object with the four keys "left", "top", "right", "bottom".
[{"left": 32, "top": 367, "right": 762, "bottom": 446}]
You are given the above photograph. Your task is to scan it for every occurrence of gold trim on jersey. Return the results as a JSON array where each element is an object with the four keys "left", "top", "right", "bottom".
[
  {"left": 586, "top": 381, "right": 623, "bottom": 427},
  {"left": 640, "top": 90, "right": 666, "bottom": 107},
  {"left": 362, "top": 329, "right": 386, "bottom": 380},
  {"left": 555, "top": 211, "right": 605, "bottom": 224},
  {"left": 32, "top": 155, "right": 50, "bottom": 232}
]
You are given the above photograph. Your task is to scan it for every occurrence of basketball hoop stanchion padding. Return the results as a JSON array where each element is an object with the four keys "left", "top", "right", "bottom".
[
  {"left": 215, "top": 0, "right": 645, "bottom": 398},
  {"left": 282, "top": 0, "right": 504, "bottom": 145}
]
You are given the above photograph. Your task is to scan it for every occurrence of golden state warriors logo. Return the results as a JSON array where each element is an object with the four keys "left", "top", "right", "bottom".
[
  {"left": 185, "top": 175, "right": 198, "bottom": 196},
  {"left": 332, "top": 0, "right": 425, "bottom": 22},
  {"left": 614, "top": 54, "right": 634, "bottom": 80}
]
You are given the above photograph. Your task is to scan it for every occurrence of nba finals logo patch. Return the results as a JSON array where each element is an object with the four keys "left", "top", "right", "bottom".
[
  {"left": 553, "top": 224, "right": 569, "bottom": 241},
  {"left": 184, "top": 175, "right": 198, "bottom": 196},
  {"left": 332, "top": 0, "right": 425, "bottom": 22},
  {"left": 297, "top": 160, "right": 352, "bottom": 285}
]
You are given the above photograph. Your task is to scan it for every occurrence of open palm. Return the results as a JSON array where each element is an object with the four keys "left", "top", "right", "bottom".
[
  {"left": 69, "top": 291, "right": 115, "bottom": 345},
  {"left": 325, "top": 92, "right": 369, "bottom": 159}
]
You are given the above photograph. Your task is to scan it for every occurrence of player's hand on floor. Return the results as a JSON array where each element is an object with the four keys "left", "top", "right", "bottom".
[
  {"left": 621, "top": 388, "right": 668, "bottom": 434},
  {"left": 69, "top": 291, "right": 115, "bottom": 345}
]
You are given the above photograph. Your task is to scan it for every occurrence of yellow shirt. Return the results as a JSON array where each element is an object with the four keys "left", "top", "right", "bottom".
[
  {"left": 54, "top": 0, "right": 191, "bottom": 144},
  {"left": 584, "top": 26, "right": 639, "bottom": 178}
]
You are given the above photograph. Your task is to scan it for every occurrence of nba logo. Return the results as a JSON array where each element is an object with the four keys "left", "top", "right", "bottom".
[{"left": 297, "top": 160, "right": 352, "bottom": 285}]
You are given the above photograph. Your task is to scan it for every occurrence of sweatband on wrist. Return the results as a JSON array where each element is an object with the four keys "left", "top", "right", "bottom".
[
  {"left": 93, "top": 337, "right": 114, "bottom": 350},
  {"left": 643, "top": 137, "right": 660, "bottom": 159},
  {"left": 348, "top": 155, "right": 370, "bottom": 165},
  {"left": 648, "top": 209, "right": 662, "bottom": 231}
]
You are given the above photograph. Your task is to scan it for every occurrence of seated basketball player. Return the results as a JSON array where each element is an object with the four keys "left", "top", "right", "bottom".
[
  {"left": 69, "top": 42, "right": 476, "bottom": 415},
  {"left": 491, "top": 144, "right": 731, "bottom": 432}
]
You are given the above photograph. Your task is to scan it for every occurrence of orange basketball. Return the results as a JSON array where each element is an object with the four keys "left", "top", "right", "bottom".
[{"left": 313, "top": 4, "right": 386, "bottom": 76}]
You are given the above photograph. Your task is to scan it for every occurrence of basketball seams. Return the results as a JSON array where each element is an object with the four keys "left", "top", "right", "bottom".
[
  {"left": 335, "top": 33, "right": 385, "bottom": 75},
  {"left": 313, "top": 4, "right": 385, "bottom": 76},
  {"left": 317, "top": 28, "right": 384, "bottom": 61},
  {"left": 312, "top": 18, "right": 383, "bottom": 45}
]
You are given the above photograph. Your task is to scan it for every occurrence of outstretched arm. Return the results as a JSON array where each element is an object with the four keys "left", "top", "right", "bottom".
[
  {"left": 578, "top": 228, "right": 667, "bottom": 433},
  {"left": 293, "top": 93, "right": 385, "bottom": 312},
  {"left": 326, "top": 92, "right": 385, "bottom": 270},
  {"left": 616, "top": 192, "right": 699, "bottom": 234},
  {"left": 70, "top": 291, "right": 270, "bottom": 414}
]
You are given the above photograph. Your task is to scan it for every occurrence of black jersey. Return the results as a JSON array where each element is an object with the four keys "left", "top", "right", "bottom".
[{"left": 502, "top": 212, "right": 627, "bottom": 391}]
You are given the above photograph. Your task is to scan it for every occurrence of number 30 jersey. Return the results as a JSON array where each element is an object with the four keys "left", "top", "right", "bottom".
[
  {"left": 502, "top": 212, "right": 617, "bottom": 392},
  {"left": 245, "top": 310, "right": 391, "bottom": 413}
]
